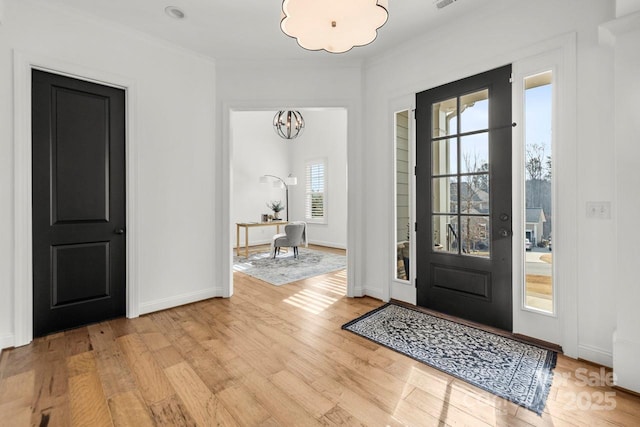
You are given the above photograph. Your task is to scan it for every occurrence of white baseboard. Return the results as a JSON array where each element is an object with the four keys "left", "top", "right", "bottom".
[
  {"left": 309, "top": 240, "right": 346, "bottom": 250},
  {"left": 139, "top": 287, "right": 223, "bottom": 315},
  {"left": 579, "top": 344, "right": 613, "bottom": 368},
  {"left": 363, "top": 287, "right": 384, "bottom": 301},
  {"left": 234, "top": 240, "right": 346, "bottom": 251},
  {"left": 0, "top": 334, "right": 15, "bottom": 351}
]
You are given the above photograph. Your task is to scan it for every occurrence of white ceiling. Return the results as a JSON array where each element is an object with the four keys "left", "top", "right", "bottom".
[{"left": 33, "top": 0, "right": 493, "bottom": 61}]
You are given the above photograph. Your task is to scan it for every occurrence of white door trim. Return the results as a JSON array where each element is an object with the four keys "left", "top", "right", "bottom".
[
  {"left": 13, "top": 50, "right": 139, "bottom": 347},
  {"left": 511, "top": 33, "right": 579, "bottom": 358},
  {"left": 389, "top": 95, "right": 417, "bottom": 305}
]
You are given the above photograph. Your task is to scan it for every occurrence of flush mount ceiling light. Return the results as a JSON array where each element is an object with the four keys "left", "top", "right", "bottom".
[
  {"left": 280, "top": 0, "right": 389, "bottom": 54},
  {"left": 164, "top": 6, "right": 185, "bottom": 20},
  {"left": 273, "top": 110, "right": 305, "bottom": 140}
]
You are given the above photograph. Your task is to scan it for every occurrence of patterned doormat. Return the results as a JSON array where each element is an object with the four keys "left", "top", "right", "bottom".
[
  {"left": 233, "top": 248, "right": 346, "bottom": 286},
  {"left": 342, "top": 303, "right": 557, "bottom": 415}
]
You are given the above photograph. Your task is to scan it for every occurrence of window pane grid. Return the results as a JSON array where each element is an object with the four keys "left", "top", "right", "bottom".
[{"left": 431, "top": 89, "right": 491, "bottom": 257}]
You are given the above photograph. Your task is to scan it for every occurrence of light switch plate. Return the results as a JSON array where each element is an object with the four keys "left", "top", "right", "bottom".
[{"left": 586, "top": 201, "right": 611, "bottom": 219}]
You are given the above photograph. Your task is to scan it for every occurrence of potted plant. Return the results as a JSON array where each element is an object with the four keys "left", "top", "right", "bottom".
[{"left": 267, "top": 200, "right": 284, "bottom": 220}]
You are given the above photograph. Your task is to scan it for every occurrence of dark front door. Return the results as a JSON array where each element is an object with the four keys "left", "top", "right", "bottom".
[
  {"left": 415, "top": 65, "right": 513, "bottom": 331},
  {"left": 32, "top": 69, "right": 126, "bottom": 337}
]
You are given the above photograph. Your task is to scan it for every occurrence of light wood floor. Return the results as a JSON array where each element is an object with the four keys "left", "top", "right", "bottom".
[{"left": 1, "top": 265, "right": 640, "bottom": 426}]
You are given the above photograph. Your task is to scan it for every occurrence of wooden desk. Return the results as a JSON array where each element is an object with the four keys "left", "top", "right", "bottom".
[{"left": 236, "top": 221, "right": 288, "bottom": 257}]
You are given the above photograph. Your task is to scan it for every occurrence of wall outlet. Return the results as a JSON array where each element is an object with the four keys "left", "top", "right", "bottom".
[{"left": 586, "top": 201, "right": 611, "bottom": 219}]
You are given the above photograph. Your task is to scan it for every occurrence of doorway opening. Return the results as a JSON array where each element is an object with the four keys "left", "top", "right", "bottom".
[{"left": 230, "top": 109, "right": 349, "bottom": 309}]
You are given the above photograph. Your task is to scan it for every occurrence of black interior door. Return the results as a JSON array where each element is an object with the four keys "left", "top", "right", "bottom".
[
  {"left": 32, "top": 69, "right": 126, "bottom": 337},
  {"left": 415, "top": 65, "right": 513, "bottom": 331}
]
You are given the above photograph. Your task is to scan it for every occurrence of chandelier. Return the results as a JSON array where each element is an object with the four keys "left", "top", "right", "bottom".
[
  {"left": 280, "top": 0, "right": 389, "bottom": 54},
  {"left": 273, "top": 110, "right": 305, "bottom": 140}
]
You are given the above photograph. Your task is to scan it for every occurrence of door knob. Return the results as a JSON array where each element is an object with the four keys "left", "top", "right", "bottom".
[
  {"left": 499, "top": 213, "right": 510, "bottom": 222},
  {"left": 114, "top": 228, "right": 125, "bottom": 235}
]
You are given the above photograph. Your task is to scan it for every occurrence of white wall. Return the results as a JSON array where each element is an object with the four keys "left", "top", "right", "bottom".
[
  {"left": 603, "top": 1, "right": 640, "bottom": 393},
  {"left": 361, "top": 0, "right": 618, "bottom": 365},
  {"left": 231, "top": 111, "right": 290, "bottom": 246},
  {"left": 616, "top": 0, "right": 640, "bottom": 16},
  {"left": 289, "top": 109, "right": 348, "bottom": 248},
  {"left": 0, "top": 0, "right": 217, "bottom": 347}
]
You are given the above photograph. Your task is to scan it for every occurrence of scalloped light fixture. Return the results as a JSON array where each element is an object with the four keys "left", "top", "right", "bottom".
[{"left": 280, "top": 0, "right": 389, "bottom": 54}]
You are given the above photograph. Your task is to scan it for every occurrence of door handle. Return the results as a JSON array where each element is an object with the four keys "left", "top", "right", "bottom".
[
  {"left": 499, "top": 213, "right": 510, "bottom": 222},
  {"left": 114, "top": 228, "right": 125, "bottom": 235}
]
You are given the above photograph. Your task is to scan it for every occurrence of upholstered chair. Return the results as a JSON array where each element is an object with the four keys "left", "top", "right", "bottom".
[{"left": 272, "top": 222, "right": 307, "bottom": 259}]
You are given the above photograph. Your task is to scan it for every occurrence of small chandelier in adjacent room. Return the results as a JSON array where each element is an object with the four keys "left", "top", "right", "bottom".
[
  {"left": 273, "top": 110, "right": 305, "bottom": 140},
  {"left": 280, "top": 0, "right": 389, "bottom": 54}
]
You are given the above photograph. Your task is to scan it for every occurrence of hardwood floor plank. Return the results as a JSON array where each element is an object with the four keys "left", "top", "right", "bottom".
[
  {"left": 238, "top": 371, "right": 324, "bottom": 427},
  {"left": 164, "top": 361, "right": 237, "bottom": 426},
  {"left": 86, "top": 322, "right": 138, "bottom": 398},
  {"left": 404, "top": 386, "right": 495, "bottom": 427},
  {"left": 68, "top": 371, "right": 113, "bottom": 427},
  {"left": 108, "top": 390, "right": 154, "bottom": 427},
  {"left": 216, "top": 383, "right": 271, "bottom": 425},
  {"left": 0, "top": 399, "right": 32, "bottom": 426},
  {"left": 117, "top": 334, "right": 174, "bottom": 405},
  {"left": 67, "top": 351, "right": 97, "bottom": 377},
  {"left": 152, "top": 345, "right": 185, "bottom": 369},
  {"left": 319, "top": 405, "right": 367, "bottom": 427},
  {"left": 270, "top": 369, "right": 335, "bottom": 418},
  {"left": 93, "top": 348, "right": 138, "bottom": 399},
  {"left": 0, "top": 369, "right": 35, "bottom": 407},
  {"left": 64, "top": 327, "right": 93, "bottom": 356},
  {"left": 30, "top": 359, "right": 69, "bottom": 426},
  {"left": 148, "top": 395, "right": 198, "bottom": 427}
]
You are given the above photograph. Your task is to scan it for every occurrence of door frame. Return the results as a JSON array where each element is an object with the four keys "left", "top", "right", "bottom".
[
  {"left": 221, "top": 101, "right": 357, "bottom": 298},
  {"left": 13, "top": 51, "right": 139, "bottom": 347},
  {"left": 386, "top": 34, "right": 578, "bottom": 358}
]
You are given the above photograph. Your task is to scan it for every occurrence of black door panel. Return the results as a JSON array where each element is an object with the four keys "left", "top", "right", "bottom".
[
  {"left": 416, "top": 65, "right": 513, "bottom": 331},
  {"left": 32, "top": 70, "right": 126, "bottom": 337}
]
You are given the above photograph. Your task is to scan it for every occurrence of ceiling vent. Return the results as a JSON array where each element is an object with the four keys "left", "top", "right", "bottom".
[{"left": 435, "top": 0, "right": 456, "bottom": 9}]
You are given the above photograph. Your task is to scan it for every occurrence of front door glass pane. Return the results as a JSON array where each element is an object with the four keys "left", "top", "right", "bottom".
[
  {"left": 459, "top": 175, "right": 489, "bottom": 215},
  {"left": 460, "top": 133, "right": 489, "bottom": 174},
  {"left": 395, "top": 111, "right": 410, "bottom": 281},
  {"left": 433, "top": 215, "right": 458, "bottom": 254},
  {"left": 461, "top": 215, "right": 490, "bottom": 258},
  {"left": 460, "top": 89, "right": 489, "bottom": 133},
  {"left": 432, "top": 177, "right": 457, "bottom": 214},
  {"left": 432, "top": 138, "right": 457, "bottom": 175},
  {"left": 432, "top": 97, "right": 457, "bottom": 137}
]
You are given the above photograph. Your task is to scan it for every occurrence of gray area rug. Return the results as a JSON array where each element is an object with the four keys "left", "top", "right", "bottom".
[
  {"left": 233, "top": 248, "right": 346, "bottom": 286},
  {"left": 343, "top": 303, "right": 557, "bottom": 415}
]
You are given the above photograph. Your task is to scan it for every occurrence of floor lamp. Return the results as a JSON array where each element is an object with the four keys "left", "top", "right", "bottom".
[{"left": 260, "top": 174, "right": 298, "bottom": 221}]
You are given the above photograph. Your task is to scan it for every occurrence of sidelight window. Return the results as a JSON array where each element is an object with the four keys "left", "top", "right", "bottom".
[{"left": 523, "top": 71, "right": 554, "bottom": 314}]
